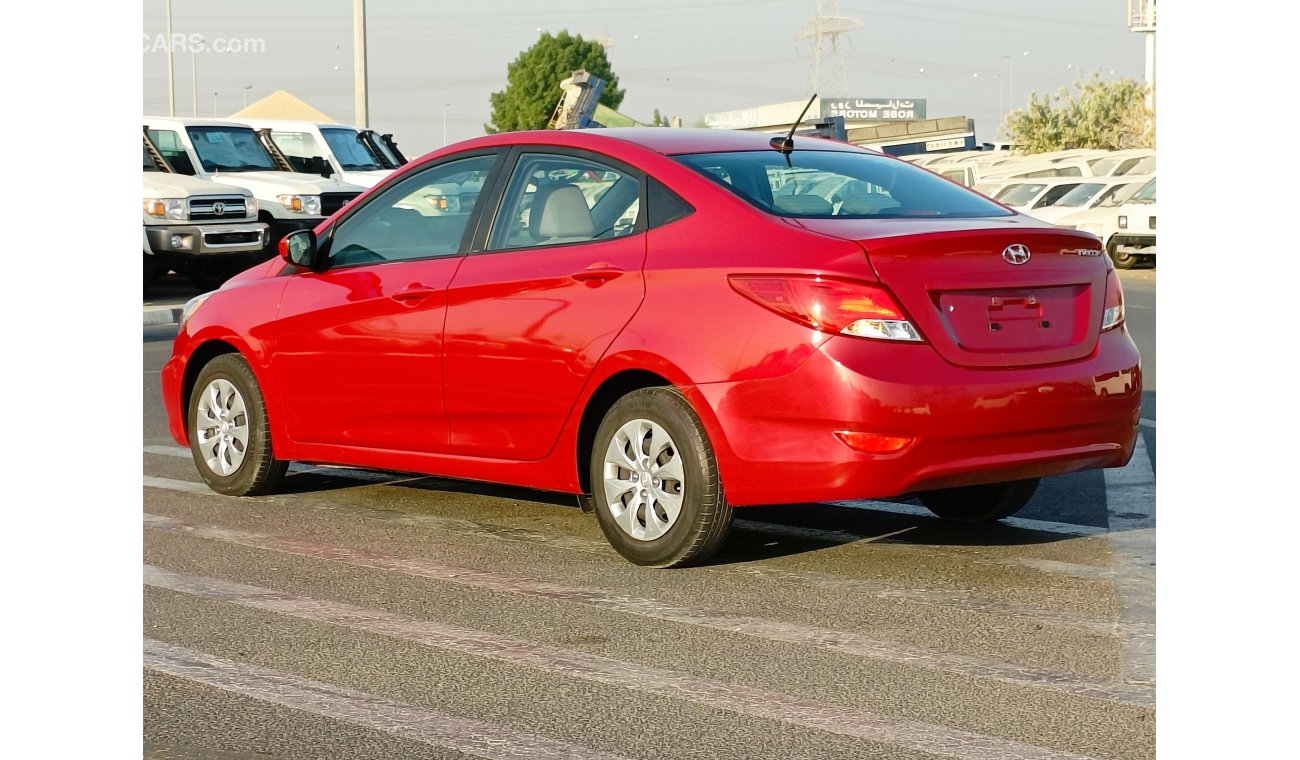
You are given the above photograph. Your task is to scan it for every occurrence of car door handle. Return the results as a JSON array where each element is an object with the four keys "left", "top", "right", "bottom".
[
  {"left": 390, "top": 285, "right": 439, "bottom": 304},
  {"left": 570, "top": 265, "right": 625, "bottom": 285}
]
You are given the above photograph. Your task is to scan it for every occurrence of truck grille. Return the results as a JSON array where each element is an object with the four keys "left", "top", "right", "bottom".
[
  {"left": 204, "top": 231, "right": 262, "bottom": 246},
  {"left": 321, "top": 192, "right": 361, "bottom": 215},
  {"left": 189, "top": 196, "right": 249, "bottom": 220}
]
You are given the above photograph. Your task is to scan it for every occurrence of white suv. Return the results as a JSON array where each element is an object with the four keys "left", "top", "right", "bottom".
[
  {"left": 144, "top": 136, "right": 267, "bottom": 290},
  {"left": 1055, "top": 177, "right": 1156, "bottom": 269},
  {"left": 144, "top": 117, "right": 367, "bottom": 257},
  {"left": 235, "top": 118, "right": 401, "bottom": 188}
]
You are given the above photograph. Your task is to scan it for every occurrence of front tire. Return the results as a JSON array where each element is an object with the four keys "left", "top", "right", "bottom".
[
  {"left": 1107, "top": 238, "right": 1138, "bottom": 270},
  {"left": 188, "top": 354, "right": 287, "bottom": 496},
  {"left": 918, "top": 478, "right": 1039, "bottom": 524},
  {"left": 590, "top": 388, "right": 733, "bottom": 567}
]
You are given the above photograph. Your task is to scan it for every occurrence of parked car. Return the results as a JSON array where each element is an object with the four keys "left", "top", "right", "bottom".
[
  {"left": 144, "top": 117, "right": 367, "bottom": 258},
  {"left": 1056, "top": 177, "right": 1156, "bottom": 269},
  {"left": 161, "top": 128, "right": 1141, "bottom": 567},
  {"left": 1027, "top": 175, "right": 1151, "bottom": 225},
  {"left": 143, "top": 135, "right": 268, "bottom": 291},
  {"left": 991, "top": 177, "right": 1087, "bottom": 214}
]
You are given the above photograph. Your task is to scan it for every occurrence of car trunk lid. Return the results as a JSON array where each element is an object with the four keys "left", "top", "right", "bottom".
[{"left": 794, "top": 218, "right": 1110, "bottom": 368}]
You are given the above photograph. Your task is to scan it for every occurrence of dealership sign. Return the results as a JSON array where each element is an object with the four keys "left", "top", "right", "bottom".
[{"left": 821, "top": 98, "right": 926, "bottom": 121}]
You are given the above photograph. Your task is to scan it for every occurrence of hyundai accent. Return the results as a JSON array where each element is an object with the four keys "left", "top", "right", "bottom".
[{"left": 161, "top": 128, "right": 1141, "bottom": 567}]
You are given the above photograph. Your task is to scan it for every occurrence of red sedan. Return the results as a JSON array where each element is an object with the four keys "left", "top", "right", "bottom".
[{"left": 162, "top": 128, "right": 1140, "bottom": 567}]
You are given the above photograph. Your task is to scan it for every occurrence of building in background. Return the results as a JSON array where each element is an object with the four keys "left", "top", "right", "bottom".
[{"left": 703, "top": 96, "right": 977, "bottom": 157}]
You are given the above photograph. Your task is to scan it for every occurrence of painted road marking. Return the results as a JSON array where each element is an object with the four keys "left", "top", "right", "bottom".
[
  {"left": 142, "top": 471, "right": 1137, "bottom": 635},
  {"left": 143, "top": 512, "right": 1152, "bottom": 706},
  {"left": 1103, "top": 435, "right": 1157, "bottom": 687},
  {"left": 146, "top": 569, "right": 1111, "bottom": 760},
  {"left": 145, "top": 638, "right": 633, "bottom": 760},
  {"left": 146, "top": 443, "right": 1119, "bottom": 589}
]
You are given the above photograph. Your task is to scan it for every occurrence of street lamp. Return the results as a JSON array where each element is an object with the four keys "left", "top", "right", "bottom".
[
  {"left": 213, "top": 91, "right": 218, "bottom": 117},
  {"left": 190, "top": 35, "right": 203, "bottom": 117},
  {"left": 243, "top": 85, "right": 252, "bottom": 108},
  {"left": 1001, "top": 50, "right": 1028, "bottom": 115},
  {"left": 442, "top": 102, "right": 450, "bottom": 147}
]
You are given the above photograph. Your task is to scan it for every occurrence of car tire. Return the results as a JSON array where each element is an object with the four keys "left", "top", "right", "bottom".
[
  {"left": 188, "top": 354, "right": 288, "bottom": 496},
  {"left": 918, "top": 478, "right": 1040, "bottom": 524},
  {"left": 590, "top": 388, "right": 733, "bottom": 567},
  {"left": 1107, "top": 239, "right": 1138, "bottom": 270}
]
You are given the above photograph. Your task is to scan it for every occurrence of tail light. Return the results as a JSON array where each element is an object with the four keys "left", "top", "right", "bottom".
[
  {"left": 728, "top": 275, "right": 923, "bottom": 342},
  {"left": 1102, "top": 271, "right": 1125, "bottom": 331}
]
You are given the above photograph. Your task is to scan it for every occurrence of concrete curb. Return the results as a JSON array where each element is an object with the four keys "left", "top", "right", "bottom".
[{"left": 144, "top": 306, "right": 183, "bottom": 327}]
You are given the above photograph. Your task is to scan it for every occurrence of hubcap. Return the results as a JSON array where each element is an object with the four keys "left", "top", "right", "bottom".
[
  {"left": 195, "top": 378, "right": 249, "bottom": 476},
  {"left": 602, "top": 418, "right": 686, "bottom": 541}
]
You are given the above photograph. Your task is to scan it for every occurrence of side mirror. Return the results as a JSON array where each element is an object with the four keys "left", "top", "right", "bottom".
[
  {"left": 280, "top": 230, "right": 318, "bottom": 269},
  {"left": 309, "top": 155, "right": 334, "bottom": 179}
]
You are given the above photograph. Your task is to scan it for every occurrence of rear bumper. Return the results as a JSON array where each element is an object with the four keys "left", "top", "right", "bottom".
[{"left": 694, "top": 328, "right": 1142, "bottom": 506}]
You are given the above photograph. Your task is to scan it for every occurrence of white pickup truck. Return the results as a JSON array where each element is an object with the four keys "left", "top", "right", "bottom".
[
  {"left": 235, "top": 118, "right": 406, "bottom": 188},
  {"left": 143, "top": 133, "right": 268, "bottom": 291},
  {"left": 1055, "top": 177, "right": 1157, "bottom": 270},
  {"left": 144, "top": 117, "right": 367, "bottom": 258}
]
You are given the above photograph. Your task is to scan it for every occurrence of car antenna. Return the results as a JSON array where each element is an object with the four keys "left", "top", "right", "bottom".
[{"left": 770, "top": 93, "right": 817, "bottom": 165}]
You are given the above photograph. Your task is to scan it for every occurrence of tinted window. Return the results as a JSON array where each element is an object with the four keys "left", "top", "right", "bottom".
[
  {"left": 489, "top": 153, "right": 642, "bottom": 249},
  {"left": 647, "top": 178, "right": 694, "bottom": 228},
  {"left": 675, "top": 150, "right": 1011, "bottom": 219},
  {"left": 326, "top": 155, "right": 493, "bottom": 267}
]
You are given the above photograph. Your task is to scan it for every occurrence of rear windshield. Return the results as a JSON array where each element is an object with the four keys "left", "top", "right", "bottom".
[{"left": 674, "top": 150, "right": 1012, "bottom": 219}]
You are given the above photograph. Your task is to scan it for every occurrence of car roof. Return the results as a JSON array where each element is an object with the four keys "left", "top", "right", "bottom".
[
  {"left": 235, "top": 118, "right": 360, "bottom": 131},
  {"left": 145, "top": 116, "right": 257, "bottom": 130},
  {"left": 456, "top": 128, "right": 867, "bottom": 157}
]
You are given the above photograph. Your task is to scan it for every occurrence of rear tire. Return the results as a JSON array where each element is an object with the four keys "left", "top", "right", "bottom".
[
  {"left": 188, "top": 354, "right": 287, "bottom": 496},
  {"left": 590, "top": 388, "right": 733, "bottom": 567},
  {"left": 918, "top": 478, "right": 1039, "bottom": 524}
]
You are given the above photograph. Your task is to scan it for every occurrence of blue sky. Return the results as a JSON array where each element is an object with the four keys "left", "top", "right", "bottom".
[{"left": 141, "top": 0, "right": 1148, "bottom": 154}]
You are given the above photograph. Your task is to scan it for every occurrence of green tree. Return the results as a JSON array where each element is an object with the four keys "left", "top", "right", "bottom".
[
  {"left": 486, "top": 31, "right": 625, "bottom": 133},
  {"left": 652, "top": 107, "right": 664, "bottom": 127},
  {"left": 1004, "top": 72, "right": 1153, "bottom": 153}
]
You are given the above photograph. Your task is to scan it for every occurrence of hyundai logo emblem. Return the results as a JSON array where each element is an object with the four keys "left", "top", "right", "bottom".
[
  {"left": 1002, "top": 244, "right": 1031, "bottom": 265},
  {"left": 212, "top": 202, "right": 226, "bottom": 217}
]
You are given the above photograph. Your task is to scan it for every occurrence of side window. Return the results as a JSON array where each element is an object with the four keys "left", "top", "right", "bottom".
[
  {"left": 269, "top": 132, "right": 324, "bottom": 173},
  {"left": 326, "top": 155, "right": 494, "bottom": 268},
  {"left": 146, "top": 129, "right": 196, "bottom": 175},
  {"left": 647, "top": 178, "right": 694, "bottom": 228},
  {"left": 489, "top": 153, "right": 642, "bottom": 250}
]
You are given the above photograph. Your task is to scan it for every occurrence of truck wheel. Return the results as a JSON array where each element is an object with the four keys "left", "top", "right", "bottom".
[
  {"left": 187, "top": 259, "right": 234, "bottom": 292},
  {"left": 918, "top": 478, "right": 1039, "bottom": 523},
  {"left": 1107, "top": 239, "right": 1138, "bottom": 270},
  {"left": 188, "top": 354, "right": 288, "bottom": 496},
  {"left": 143, "top": 253, "right": 157, "bottom": 294},
  {"left": 590, "top": 388, "right": 733, "bottom": 567}
]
